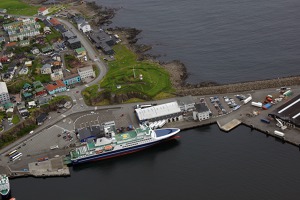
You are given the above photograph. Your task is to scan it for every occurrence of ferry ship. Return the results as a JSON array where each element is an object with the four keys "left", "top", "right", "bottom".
[
  {"left": 0, "top": 174, "right": 10, "bottom": 198},
  {"left": 70, "top": 125, "right": 180, "bottom": 164}
]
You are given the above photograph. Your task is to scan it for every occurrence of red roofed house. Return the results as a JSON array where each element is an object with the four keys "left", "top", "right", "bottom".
[
  {"left": 49, "top": 18, "right": 60, "bottom": 26},
  {"left": 5, "top": 42, "right": 17, "bottom": 48},
  {"left": 38, "top": 7, "right": 49, "bottom": 16},
  {"left": 46, "top": 80, "right": 67, "bottom": 95},
  {"left": 0, "top": 57, "right": 10, "bottom": 63}
]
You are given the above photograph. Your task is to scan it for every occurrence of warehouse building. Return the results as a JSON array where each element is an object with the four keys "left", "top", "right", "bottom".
[
  {"left": 135, "top": 101, "right": 183, "bottom": 124},
  {"left": 269, "top": 94, "right": 300, "bottom": 128}
]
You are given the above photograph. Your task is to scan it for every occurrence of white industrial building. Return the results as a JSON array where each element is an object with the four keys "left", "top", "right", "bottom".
[
  {"left": 193, "top": 103, "right": 210, "bottom": 121},
  {"left": 177, "top": 95, "right": 195, "bottom": 111},
  {"left": 135, "top": 101, "right": 183, "bottom": 123},
  {"left": 0, "top": 82, "right": 10, "bottom": 105}
]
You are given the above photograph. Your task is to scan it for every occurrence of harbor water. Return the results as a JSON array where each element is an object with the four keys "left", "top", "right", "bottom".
[
  {"left": 10, "top": 125, "right": 300, "bottom": 200},
  {"left": 94, "top": 0, "right": 300, "bottom": 84}
]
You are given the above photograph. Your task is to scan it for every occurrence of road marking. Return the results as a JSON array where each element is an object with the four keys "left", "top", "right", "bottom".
[
  {"left": 79, "top": 98, "right": 83, "bottom": 100},
  {"left": 95, "top": 106, "right": 97, "bottom": 110},
  {"left": 73, "top": 99, "right": 77, "bottom": 102},
  {"left": 61, "top": 114, "right": 66, "bottom": 118},
  {"left": 85, "top": 84, "right": 89, "bottom": 87}
]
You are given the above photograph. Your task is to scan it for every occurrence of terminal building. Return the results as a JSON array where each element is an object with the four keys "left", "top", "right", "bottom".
[
  {"left": 135, "top": 101, "right": 183, "bottom": 124},
  {"left": 269, "top": 94, "right": 300, "bottom": 128}
]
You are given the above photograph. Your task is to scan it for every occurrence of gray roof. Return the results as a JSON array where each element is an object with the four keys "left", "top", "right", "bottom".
[
  {"left": 41, "top": 63, "right": 52, "bottom": 70},
  {"left": 269, "top": 94, "right": 300, "bottom": 127},
  {"left": 177, "top": 95, "right": 195, "bottom": 106},
  {"left": 63, "top": 31, "right": 76, "bottom": 39},
  {"left": 68, "top": 38, "right": 80, "bottom": 44},
  {"left": 77, "top": 125, "right": 103, "bottom": 141},
  {"left": 195, "top": 103, "right": 209, "bottom": 113}
]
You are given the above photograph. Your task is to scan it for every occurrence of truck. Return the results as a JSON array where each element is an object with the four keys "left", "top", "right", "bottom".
[
  {"left": 262, "top": 103, "right": 272, "bottom": 110},
  {"left": 242, "top": 96, "right": 252, "bottom": 104},
  {"left": 251, "top": 102, "right": 262, "bottom": 108},
  {"left": 260, "top": 118, "right": 270, "bottom": 124}
]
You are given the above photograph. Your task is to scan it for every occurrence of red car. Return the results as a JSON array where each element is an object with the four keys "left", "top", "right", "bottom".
[{"left": 76, "top": 91, "right": 79, "bottom": 93}]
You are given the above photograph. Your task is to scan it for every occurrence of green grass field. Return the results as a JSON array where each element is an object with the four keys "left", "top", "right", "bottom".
[
  {"left": 100, "top": 44, "right": 174, "bottom": 98},
  {"left": 12, "top": 115, "right": 20, "bottom": 124},
  {"left": 0, "top": 0, "right": 38, "bottom": 16}
]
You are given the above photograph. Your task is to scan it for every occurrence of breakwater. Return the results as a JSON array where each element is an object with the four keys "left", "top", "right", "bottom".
[{"left": 177, "top": 76, "right": 300, "bottom": 96}]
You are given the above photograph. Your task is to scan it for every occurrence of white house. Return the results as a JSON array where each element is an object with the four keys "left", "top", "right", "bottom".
[
  {"left": 78, "top": 22, "right": 91, "bottom": 33},
  {"left": 193, "top": 103, "right": 210, "bottom": 121},
  {"left": 0, "top": 82, "right": 10, "bottom": 105},
  {"left": 77, "top": 66, "right": 95, "bottom": 81},
  {"left": 38, "top": 7, "right": 49, "bottom": 16},
  {"left": 50, "top": 70, "right": 64, "bottom": 81},
  {"left": 41, "top": 63, "right": 52, "bottom": 74}
]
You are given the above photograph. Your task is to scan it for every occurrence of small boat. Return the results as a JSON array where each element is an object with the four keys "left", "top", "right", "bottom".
[{"left": 104, "top": 145, "right": 113, "bottom": 151}]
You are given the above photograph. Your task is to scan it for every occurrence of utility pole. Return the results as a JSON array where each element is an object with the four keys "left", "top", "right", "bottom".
[{"left": 133, "top": 66, "right": 136, "bottom": 78}]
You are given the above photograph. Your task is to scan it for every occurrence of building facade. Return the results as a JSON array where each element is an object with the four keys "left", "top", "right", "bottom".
[
  {"left": 50, "top": 70, "right": 64, "bottom": 81},
  {"left": 0, "top": 82, "right": 10, "bottom": 105},
  {"left": 63, "top": 74, "right": 81, "bottom": 86},
  {"left": 46, "top": 80, "right": 67, "bottom": 95},
  {"left": 193, "top": 103, "right": 210, "bottom": 121},
  {"left": 77, "top": 66, "right": 95, "bottom": 81}
]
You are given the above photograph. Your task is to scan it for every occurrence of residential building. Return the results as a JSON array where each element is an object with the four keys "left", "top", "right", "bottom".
[
  {"left": 75, "top": 47, "right": 87, "bottom": 61},
  {"left": 25, "top": 61, "right": 33, "bottom": 67},
  {"left": 38, "top": 7, "right": 49, "bottom": 16},
  {"left": 28, "top": 101, "right": 36, "bottom": 108},
  {"left": 0, "top": 82, "right": 10, "bottom": 105},
  {"left": 54, "top": 24, "right": 67, "bottom": 33},
  {"left": 89, "top": 31, "right": 115, "bottom": 46},
  {"left": 50, "top": 70, "right": 63, "bottom": 81},
  {"left": 5, "top": 42, "right": 17, "bottom": 48},
  {"left": 51, "top": 65, "right": 62, "bottom": 73},
  {"left": 19, "top": 66, "right": 29, "bottom": 75},
  {"left": 19, "top": 40, "right": 30, "bottom": 47},
  {"left": 44, "top": 26, "right": 51, "bottom": 34},
  {"left": 22, "top": 92, "right": 33, "bottom": 100},
  {"left": 95, "top": 42, "right": 114, "bottom": 55},
  {"left": 41, "top": 45, "right": 53, "bottom": 54},
  {"left": 63, "top": 73, "right": 81, "bottom": 86},
  {"left": 23, "top": 83, "right": 32, "bottom": 91},
  {"left": 41, "top": 63, "right": 52, "bottom": 74},
  {"left": 78, "top": 22, "right": 91, "bottom": 33},
  {"left": 3, "top": 18, "right": 41, "bottom": 42},
  {"left": 77, "top": 66, "right": 95, "bottom": 82},
  {"left": 51, "top": 53, "right": 61, "bottom": 61},
  {"left": 36, "top": 113, "right": 48, "bottom": 125},
  {"left": 46, "top": 80, "right": 67, "bottom": 95},
  {"left": 193, "top": 103, "right": 210, "bottom": 121},
  {"left": 67, "top": 38, "right": 81, "bottom": 49},
  {"left": 0, "top": 36, "right": 5, "bottom": 43},
  {"left": 37, "top": 96, "right": 52, "bottom": 105},
  {"left": 31, "top": 47, "right": 40, "bottom": 55},
  {"left": 33, "top": 81, "right": 47, "bottom": 97},
  {"left": 63, "top": 31, "right": 76, "bottom": 40},
  {"left": 49, "top": 18, "right": 60, "bottom": 26}
]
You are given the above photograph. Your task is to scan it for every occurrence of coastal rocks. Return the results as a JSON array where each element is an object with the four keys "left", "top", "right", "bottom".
[{"left": 86, "top": 1, "right": 117, "bottom": 26}]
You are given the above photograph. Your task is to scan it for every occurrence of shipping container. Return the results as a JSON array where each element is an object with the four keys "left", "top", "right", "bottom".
[
  {"left": 261, "top": 118, "right": 270, "bottom": 124},
  {"left": 262, "top": 103, "right": 272, "bottom": 110},
  {"left": 251, "top": 102, "right": 262, "bottom": 108},
  {"left": 274, "top": 130, "right": 285, "bottom": 137}
]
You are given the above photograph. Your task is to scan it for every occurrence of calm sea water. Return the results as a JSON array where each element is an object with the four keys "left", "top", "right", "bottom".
[
  {"left": 94, "top": 0, "right": 300, "bottom": 84},
  {"left": 10, "top": 125, "right": 300, "bottom": 200}
]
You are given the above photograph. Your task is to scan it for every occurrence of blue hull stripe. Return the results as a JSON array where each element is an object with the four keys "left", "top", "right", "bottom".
[{"left": 73, "top": 140, "right": 162, "bottom": 164}]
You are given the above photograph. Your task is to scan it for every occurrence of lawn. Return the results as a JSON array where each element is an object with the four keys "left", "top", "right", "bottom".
[
  {"left": 100, "top": 44, "right": 174, "bottom": 98},
  {"left": 0, "top": 0, "right": 38, "bottom": 16},
  {"left": 45, "top": 27, "right": 62, "bottom": 43},
  {"left": 12, "top": 115, "right": 20, "bottom": 124}
]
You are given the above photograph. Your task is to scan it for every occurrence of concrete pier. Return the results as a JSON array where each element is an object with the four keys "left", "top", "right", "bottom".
[{"left": 217, "top": 119, "right": 242, "bottom": 132}]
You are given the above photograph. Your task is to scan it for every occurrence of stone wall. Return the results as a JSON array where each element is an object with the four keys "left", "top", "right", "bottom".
[{"left": 176, "top": 76, "right": 300, "bottom": 96}]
